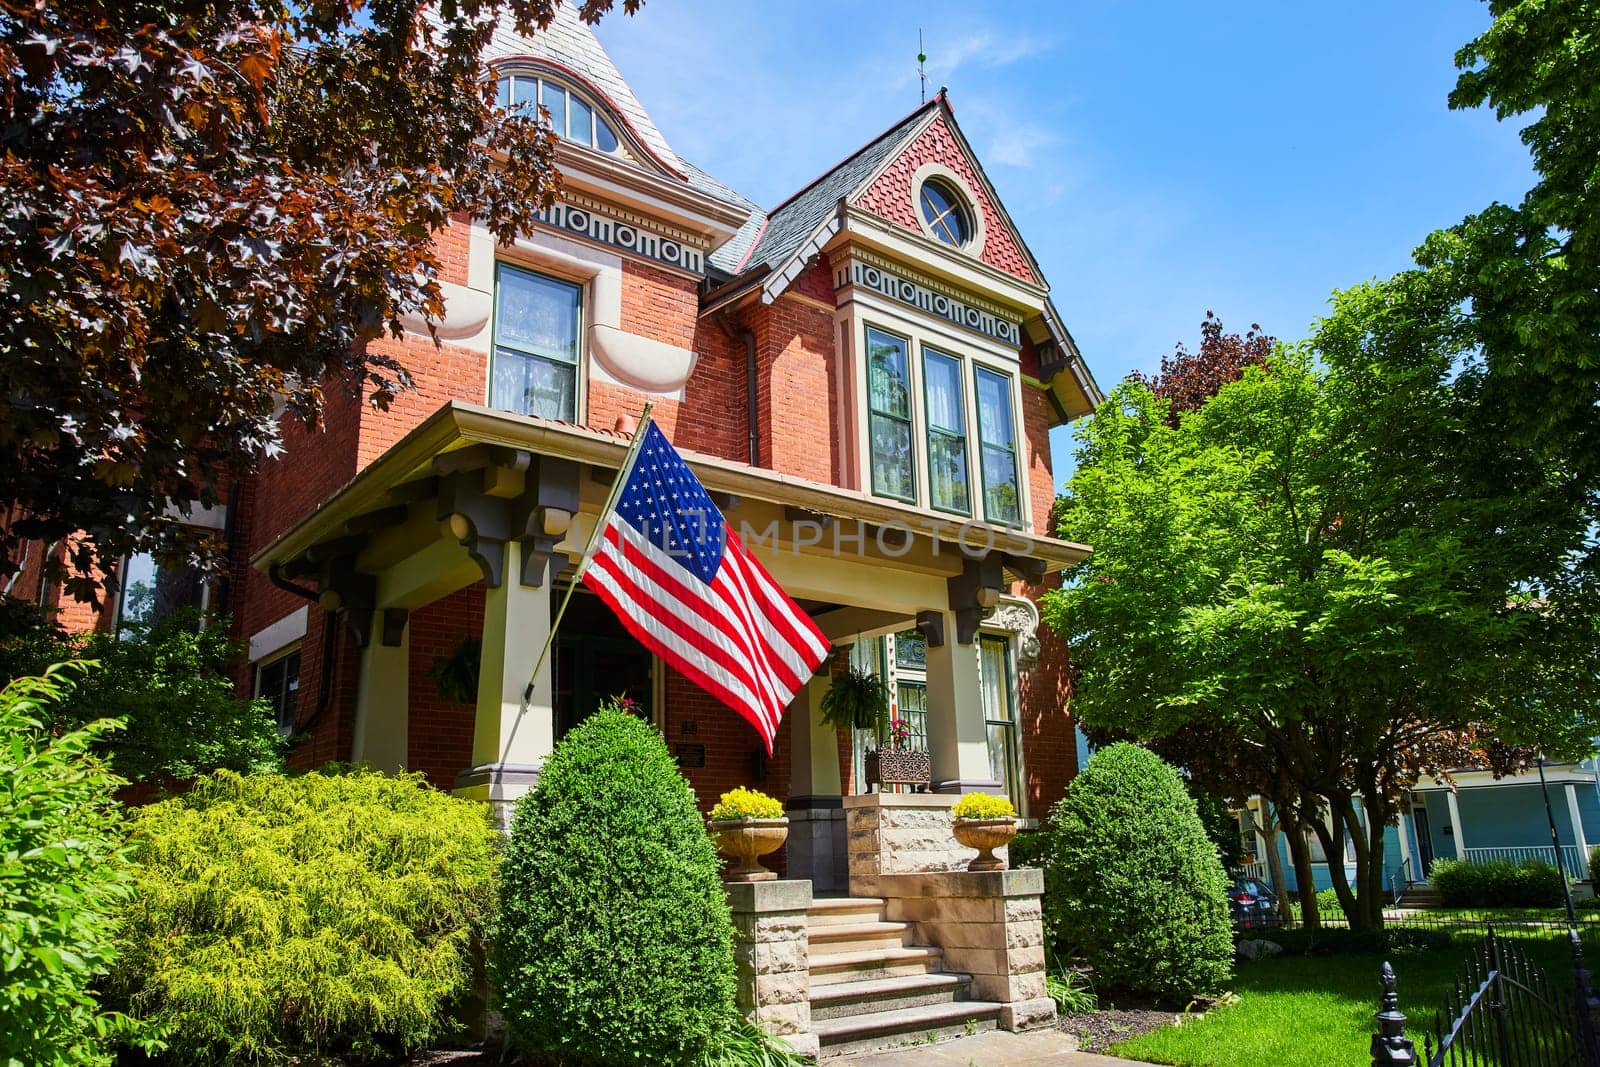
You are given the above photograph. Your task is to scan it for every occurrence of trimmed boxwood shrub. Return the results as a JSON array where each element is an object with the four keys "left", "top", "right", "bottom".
[
  {"left": 0, "top": 666, "right": 148, "bottom": 1066},
  {"left": 1045, "top": 743, "right": 1234, "bottom": 1001},
  {"left": 494, "top": 707, "right": 737, "bottom": 1064},
  {"left": 1430, "top": 857, "right": 1568, "bottom": 908},
  {"left": 109, "top": 768, "right": 501, "bottom": 1064}
]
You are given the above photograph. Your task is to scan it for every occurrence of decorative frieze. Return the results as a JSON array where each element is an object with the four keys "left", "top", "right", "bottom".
[
  {"left": 839, "top": 259, "right": 1022, "bottom": 346},
  {"left": 529, "top": 199, "right": 705, "bottom": 275}
]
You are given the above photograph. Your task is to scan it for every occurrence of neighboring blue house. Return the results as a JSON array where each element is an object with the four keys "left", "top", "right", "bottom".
[{"left": 1236, "top": 758, "right": 1600, "bottom": 898}]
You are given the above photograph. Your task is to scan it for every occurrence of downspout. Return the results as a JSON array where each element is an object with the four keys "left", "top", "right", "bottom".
[{"left": 742, "top": 327, "right": 759, "bottom": 467}]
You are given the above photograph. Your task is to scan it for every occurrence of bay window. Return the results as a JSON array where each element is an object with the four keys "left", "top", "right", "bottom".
[
  {"left": 975, "top": 366, "right": 1021, "bottom": 525},
  {"left": 922, "top": 347, "right": 970, "bottom": 514},
  {"left": 866, "top": 327, "right": 915, "bottom": 501},
  {"left": 491, "top": 263, "right": 582, "bottom": 422}
]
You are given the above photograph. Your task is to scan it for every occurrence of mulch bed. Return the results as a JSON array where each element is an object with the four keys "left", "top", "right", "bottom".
[{"left": 1058, "top": 999, "right": 1202, "bottom": 1054}]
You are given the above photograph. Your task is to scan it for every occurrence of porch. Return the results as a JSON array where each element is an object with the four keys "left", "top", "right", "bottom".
[{"left": 1406, "top": 768, "right": 1600, "bottom": 884}]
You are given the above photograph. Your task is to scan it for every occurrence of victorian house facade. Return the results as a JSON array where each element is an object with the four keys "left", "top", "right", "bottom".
[{"left": 27, "top": 11, "right": 1101, "bottom": 885}]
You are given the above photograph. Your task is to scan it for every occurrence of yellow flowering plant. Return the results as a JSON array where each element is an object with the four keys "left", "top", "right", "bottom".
[
  {"left": 709, "top": 787, "right": 785, "bottom": 821},
  {"left": 951, "top": 792, "right": 1017, "bottom": 821}
]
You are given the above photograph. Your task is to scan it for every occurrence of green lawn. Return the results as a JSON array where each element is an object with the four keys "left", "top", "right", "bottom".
[{"left": 1110, "top": 930, "right": 1590, "bottom": 1067}]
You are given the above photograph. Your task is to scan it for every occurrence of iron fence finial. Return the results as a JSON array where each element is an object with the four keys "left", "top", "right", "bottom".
[{"left": 1372, "top": 961, "right": 1419, "bottom": 1067}]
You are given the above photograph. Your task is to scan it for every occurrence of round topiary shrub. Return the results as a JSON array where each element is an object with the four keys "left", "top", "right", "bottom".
[
  {"left": 493, "top": 706, "right": 737, "bottom": 1064},
  {"left": 1045, "top": 743, "right": 1234, "bottom": 1001},
  {"left": 110, "top": 767, "right": 501, "bottom": 1064}
]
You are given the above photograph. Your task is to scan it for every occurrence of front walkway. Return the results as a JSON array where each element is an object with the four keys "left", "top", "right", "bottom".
[{"left": 830, "top": 1028, "right": 1144, "bottom": 1065}]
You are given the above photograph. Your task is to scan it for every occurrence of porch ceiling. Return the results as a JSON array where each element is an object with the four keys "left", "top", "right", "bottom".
[{"left": 251, "top": 400, "right": 1090, "bottom": 580}]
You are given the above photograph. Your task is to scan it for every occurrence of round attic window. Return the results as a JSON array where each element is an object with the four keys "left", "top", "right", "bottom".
[{"left": 919, "top": 178, "right": 972, "bottom": 247}]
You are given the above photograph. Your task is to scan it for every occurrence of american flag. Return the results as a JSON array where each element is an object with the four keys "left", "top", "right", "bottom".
[{"left": 582, "top": 421, "right": 830, "bottom": 753}]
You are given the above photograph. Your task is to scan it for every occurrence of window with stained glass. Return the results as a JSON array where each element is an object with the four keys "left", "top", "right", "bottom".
[{"left": 491, "top": 263, "right": 582, "bottom": 421}]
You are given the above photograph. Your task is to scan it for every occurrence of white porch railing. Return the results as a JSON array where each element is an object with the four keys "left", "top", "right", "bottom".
[
  {"left": 1461, "top": 845, "right": 1589, "bottom": 880},
  {"left": 1234, "top": 860, "right": 1270, "bottom": 884}
]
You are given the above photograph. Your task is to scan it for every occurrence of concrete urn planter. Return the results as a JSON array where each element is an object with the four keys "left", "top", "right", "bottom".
[
  {"left": 709, "top": 817, "right": 789, "bottom": 882},
  {"left": 952, "top": 818, "right": 1017, "bottom": 872}
]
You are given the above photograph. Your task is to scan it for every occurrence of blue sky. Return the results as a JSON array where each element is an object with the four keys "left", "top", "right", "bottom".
[{"left": 595, "top": 1, "right": 1536, "bottom": 472}]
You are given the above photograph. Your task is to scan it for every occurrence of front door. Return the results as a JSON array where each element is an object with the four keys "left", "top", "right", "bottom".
[
  {"left": 1413, "top": 807, "right": 1435, "bottom": 878},
  {"left": 552, "top": 587, "right": 653, "bottom": 740}
]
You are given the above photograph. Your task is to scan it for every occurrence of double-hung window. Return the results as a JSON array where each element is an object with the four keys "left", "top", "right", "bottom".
[
  {"left": 256, "top": 648, "right": 302, "bottom": 736},
  {"left": 491, "top": 263, "right": 582, "bottom": 422},
  {"left": 866, "top": 327, "right": 915, "bottom": 501},
  {"left": 974, "top": 366, "right": 1021, "bottom": 525},
  {"left": 922, "top": 348, "right": 970, "bottom": 514}
]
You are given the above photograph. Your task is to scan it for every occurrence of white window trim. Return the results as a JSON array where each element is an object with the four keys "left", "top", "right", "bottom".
[
  {"left": 489, "top": 259, "right": 588, "bottom": 424},
  {"left": 248, "top": 605, "right": 308, "bottom": 664}
]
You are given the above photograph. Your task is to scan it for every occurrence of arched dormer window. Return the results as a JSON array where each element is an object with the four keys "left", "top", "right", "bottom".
[{"left": 496, "top": 70, "right": 622, "bottom": 154}]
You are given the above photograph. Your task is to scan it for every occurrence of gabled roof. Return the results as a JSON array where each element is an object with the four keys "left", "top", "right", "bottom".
[{"left": 739, "top": 99, "right": 938, "bottom": 275}]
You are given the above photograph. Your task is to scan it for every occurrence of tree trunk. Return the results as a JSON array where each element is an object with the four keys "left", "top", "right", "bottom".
[
  {"left": 1284, "top": 814, "right": 1320, "bottom": 927},
  {"left": 1361, "top": 799, "right": 1391, "bottom": 931},
  {"left": 1262, "top": 805, "right": 1293, "bottom": 925},
  {"left": 1308, "top": 811, "right": 1362, "bottom": 927}
]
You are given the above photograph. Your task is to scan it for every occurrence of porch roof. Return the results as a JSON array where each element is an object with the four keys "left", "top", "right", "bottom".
[{"left": 251, "top": 401, "right": 1091, "bottom": 581}]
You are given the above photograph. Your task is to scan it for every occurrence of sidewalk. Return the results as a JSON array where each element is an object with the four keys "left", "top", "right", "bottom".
[{"left": 829, "top": 1028, "right": 1146, "bottom": 1066}]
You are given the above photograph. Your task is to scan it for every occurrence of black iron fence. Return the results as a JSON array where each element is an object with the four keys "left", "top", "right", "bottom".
[{"left": 1371, "top": 927, "right": 1600, "bottom": 1066}]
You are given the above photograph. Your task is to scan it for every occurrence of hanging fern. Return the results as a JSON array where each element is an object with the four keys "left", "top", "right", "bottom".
[
  {"left": 427, "top": 637, "right": 480, "bottom": 704},
  {"left": 819, "top": 665, "right": 890, "bottom": 734}
]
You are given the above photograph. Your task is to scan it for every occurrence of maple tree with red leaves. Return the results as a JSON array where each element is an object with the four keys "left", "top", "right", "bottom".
[
  {"left": 0, "top": 0, "right": 637, "bottom": 603},
  {"left": 1129, "top": 311, "right": 1275, "bottom": 425}
]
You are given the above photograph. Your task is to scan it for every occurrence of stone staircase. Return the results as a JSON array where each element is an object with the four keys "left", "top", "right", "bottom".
[
  {"left": 807, "top": 896, "right": 1003, "bottom": 1058},
  {"left": 1395, "top": 882, "right": 1442, "bottom": 908}
]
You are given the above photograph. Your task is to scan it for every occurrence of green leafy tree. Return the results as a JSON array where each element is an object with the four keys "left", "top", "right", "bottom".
[
  {"left": 0, "top": 0, "right": 637, "bottom": 602},
  {"left": 1045, "top": 273, "right": 1599, "bottom": 929},
  {"left": 0, "top": 608, "right": 283, "bottom": 783},
  {"left": 1416, "top": 0, "right": 1600, "bottom": 574},
  {"left": 1045, "top": 743, "right": 1233, "bottom": 1001},
  {"left": 0, "top": 665, "right": 151, "bottom": 1065},
  {"left": 493, "top": 705, "right": 737, "bottom": 1063}
]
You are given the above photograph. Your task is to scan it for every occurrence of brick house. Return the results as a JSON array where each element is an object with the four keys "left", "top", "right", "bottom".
[
  {"left": 25, "top": 7, "right": 1100, "bottom": 841},
  {"left": 15, "top": 9, "right": 1104, "bottom": 1049}
]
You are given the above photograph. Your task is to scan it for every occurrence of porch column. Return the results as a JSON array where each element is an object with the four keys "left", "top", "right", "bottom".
[
  {"left": 1395, "top": 801, "right": 1416, "bottom": 885},
  {"left": 786, "top": 673, "right": 847, "bottom": 892},
  {"left": 1566, "top": 784, "right": 1591, "bottom": 879},
  {"left": 454, "top": 541, "right": 554, "bottom": 824},
  {"left": 923, "top": 610, "right": 1000, "bottom": 794},
  {"left": 351, "top": 610, "right": 409, "bottom": 773},
  {"left": 1445, "top": 788, "right": 1467, "bottom": 859}
]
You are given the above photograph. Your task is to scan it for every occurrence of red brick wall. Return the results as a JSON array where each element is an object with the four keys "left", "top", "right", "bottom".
[
  {"left": 1021, "top": 384, "right": 1058, "bottom": 536},
  {"left": 754, "top": 262, "right": 840, "bottom": 482},
  {"left": 1015, "top": 577, "right": 1075, "bottom": 818},
  {"left": 854, "top": 113, "right": 1037, "bottom": 284},
  {"left": 406, "top": 585, "right": 485, "bottom": 789}
]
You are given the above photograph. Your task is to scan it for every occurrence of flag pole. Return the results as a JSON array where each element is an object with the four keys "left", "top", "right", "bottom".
[{"left": 520, "top": 403, "right": 655, "bottom": 707}]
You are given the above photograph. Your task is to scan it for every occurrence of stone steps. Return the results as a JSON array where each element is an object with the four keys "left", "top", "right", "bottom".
[
  {"left": 806, "top": 894, "right": 994, "bottom": 1056},
  {"left": 813, "top": 999, "right": 1004, "bottom": 1058},
  {"left": 809, "top": 944, "right": 947, "bottom": 985},
  {"left": 806, "top": 919, "right": 915, "bottom": 954},
  {"left": 809, "top": 972, "right": 972, "bottom": 1021}
]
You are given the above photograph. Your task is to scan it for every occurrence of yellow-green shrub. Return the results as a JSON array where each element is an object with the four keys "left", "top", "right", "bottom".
[{"left": 109, "top": 768, "right": 500, "bottom": 1064}]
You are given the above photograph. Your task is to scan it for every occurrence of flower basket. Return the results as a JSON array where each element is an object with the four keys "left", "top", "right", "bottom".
[
  {"left": 865, "top": 748, "right": 931, "bottom": 790},
  {"left": 708, "top": 817, "right": 788, "bottom": 882}
]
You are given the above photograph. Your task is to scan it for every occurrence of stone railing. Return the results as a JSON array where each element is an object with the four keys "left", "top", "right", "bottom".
[
  {"left": 876, "top": 868, "right": 1056, "bottom": 1032},
  {"left": 725, "top": 880, "right": 817, "bottom": 1059},
  {"left": 844, "top": 792, "right": 1009, "bottom": 894}
]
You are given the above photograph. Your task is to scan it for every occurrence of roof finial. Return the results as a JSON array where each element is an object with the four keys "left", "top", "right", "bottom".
[{"left": 918, "top": 29, "right": 927, "bottom": 104}]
